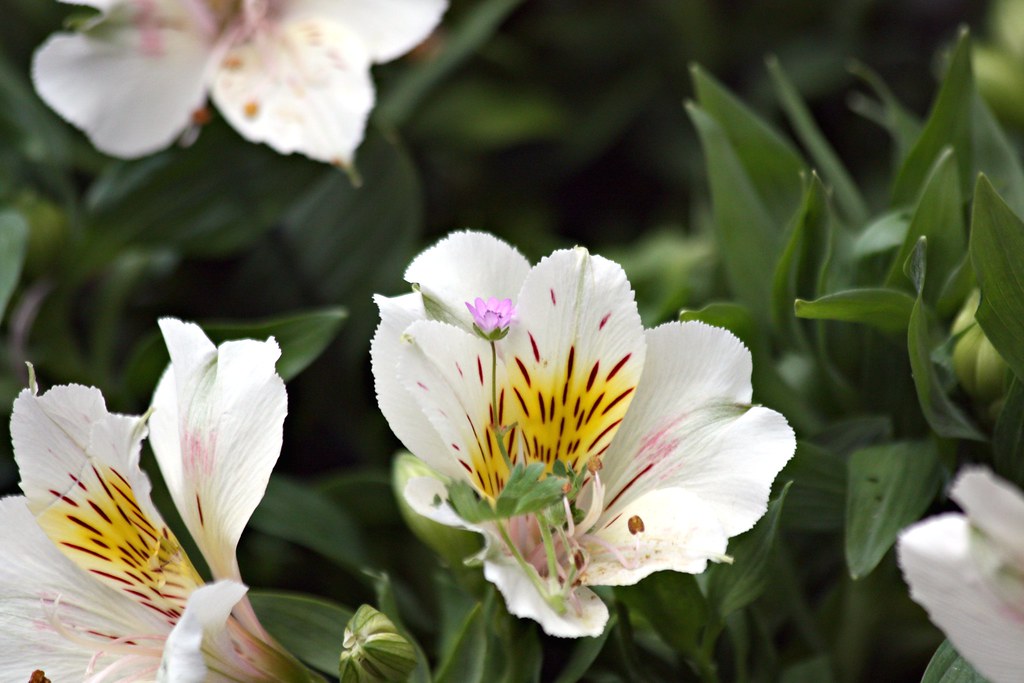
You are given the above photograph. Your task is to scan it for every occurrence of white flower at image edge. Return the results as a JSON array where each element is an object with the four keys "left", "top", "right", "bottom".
[
  {"left": 898, "top": 468, "right": 1024, "bottom": 683},
  {"left": 32, "top": 0, "right": 448, "bottom": 165},
  {"left": 371, "top": 231, "right": 797, "bottom": 638},
  {"left": 0, "top": 319, "right": 314, "bottom": 681}
]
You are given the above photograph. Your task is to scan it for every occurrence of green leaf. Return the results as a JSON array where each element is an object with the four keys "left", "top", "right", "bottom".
[
  {"left": 0, "top": 210, "right": 28, "bottom": 325},
  {"left": 994, "top": 378, "right": 1024, "bottom": 487},
  {"left": 434, "top": 601, "right": 488, "bottom": 683},
  {"left": 844, "top": 440, "right": 942, "bottom": 579},
  {"left": 550, "top": 617, "right": 615, "bottom": 683},
  {"left": 691, "top": 65, "right": 806, "bottom": 228},
  {"left": 123, "top": 307, "right": 346, "bottom": 398},
  {"left": 971, "top": 89, "right": 1024, "bottom": 217},
  {"left": 81, "top": 120, "right": 325, "bottom": 265},
  {"left": 920, "top": 640, "right": 988, "bottom": 683},
  {"left": 970, "top": 175, "right": 1024, "bottom": 382},
  {"left": 847, "top": 61, "right": 922, "bottom": 166},
  {"left": 772, "top": 174, "right": 834, "bottom": 342},
  {"left": 449, "top": 462, "right": 567, "bottom": 523},
  {"left": 249, "top": 590, "right": 354, "bottom": 676},
  {"left": 778, "top": 441, "right": 846, "bottom": 532},
  {"left": 906, "top": 239, "right": 985, "bottom": 441},
  {"left": 795, "top": 288, "right": 916, "bottom": 335},
  {"left": 249, "top": 475, "right": 369, "bottom": 575},
  {"left": 615, "top": 572, "right": 708, "bottom": 655},
  {"left": 892, "top": 29, "right": 973, "bottom": 206},
  {"left": 705, "top": 482, "right": 791, "bottom": 618},
  {"left": 767, "top": 56, "right": 868, "bottom": 226},
  {"left": 887, "top": 148, "right": 965, "bottom": 304}
]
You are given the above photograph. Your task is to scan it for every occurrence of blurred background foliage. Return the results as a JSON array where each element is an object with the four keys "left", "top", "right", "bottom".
[{"left": 1, "top": 0, "right": 1020, "bottom": 681}]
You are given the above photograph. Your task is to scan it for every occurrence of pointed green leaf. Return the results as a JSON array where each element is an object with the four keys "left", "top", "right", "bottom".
[
  {"left": 0, "top": 210, "right": 28, "bottom": 325},
  {"left": 691, "top": 65, "right": 806, "bottom": 227},
  {"left": 250, "top": 475, "right": 369, "bottom": 574},
  {"left": 892, "top": 29, "right": 973, "bottom": 205},
  {"left": 994, "top": 378, "right": 1024, "bottom": 487},
  {"left": 906, "top": 239, "right": 985, "bottom": 440},
  {"left": 705, "top": 482, "right": 791, "bottom": 618},
  {"left": 920, "top": 640, "right": 988, "bottom": 683},
  {"left": 767, "top": 56, "right": 867, "bottom": 226},
  {"left": 686, "top": 103, "right": 784, "bottom": 318},
  {"left": 847, "top": 60, "right": 922, "bottom": 166},
  {"left": 970, "top": 175, "right": 1024, "bottom": 382},
  {"left": 778, "top": 441, "right": 846, "bottom": 532},
  {"left": 844, "top": 440, "right": 942, "bottom": 579},
  {"left": 773, "top": 174, "right": 834, "bottom": 342},
  {"left": 971, "top": 91, "right": 1024, "bottom": 217},
  {"left": 250, "top": 590, "right": 354, "bottom": 676},
  {"left": 795, "top": 288, "right": 916, "bottom": 335},
  {"left": 887, "top": 148, "right": 965, "bottom": 304},
  {"left": 616, "top": 572, "right": 708, "bottom": 655},
  {"left": 434, "top": 602, "right": 488, "bottom": 683}
]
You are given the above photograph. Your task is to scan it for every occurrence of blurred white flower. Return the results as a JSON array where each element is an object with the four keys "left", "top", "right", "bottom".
[
  {"left": 0, "top": 319, "right": 316, "bottom": 681},
  {"left": 371, "top": 231, "right": 796, "bottom": 637},
  {"left": 32, "top": 0, "right": 448, "bottom": 165},
  {"left": 898, "top": 467, "right": 1024, "bottom": 683}
]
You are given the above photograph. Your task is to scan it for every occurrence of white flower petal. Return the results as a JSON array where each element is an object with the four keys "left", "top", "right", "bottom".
[
  {"left": 397, "top": 319, "right": 509, "bottom": 490},
  {"left": 599, "top": 322, "right": 795, "bottom": 536},
  {"left": 149, "top": 318, "right": 286, "bottom": 581},
  {"left": 210, "top": 17, "right": 374, "bottom": 166},
  {"left": 404, "top": 231, "right": 531, "bottom": 329},
  {"left": 898, "top": 514, "right": 1024, "bottom": 683},
  {"left": 584, "top": 487, "right": 728, "bottom": 586},
  {"left": 159, "top": 580, "right": 248, "bottom": 682},
  {"left": 503, "top": 247, "right": 646, "bottom": 472},
  {"left": 483, "top": 559, "right": 608, "bottom": 638},
  {"left": 950, "top": 467, "right": 1024, "bottom": 565},
  {"left": 0, "top": 496, "right": 167, "bottom": 681},
  {"left": 11, "top": 385, "right": 202, "bottom": 617},
  {"left": 372, "top": 294, "right": 465, "bottom": 480},
  {"left": 403, "top": 475, "right": 480, "bottom": 531},
  {"left": 288, "top": 0, "right": 448, "bottom": 63},
  {"left": 31, "top": 5, "right": 212, "bottom": 158}
]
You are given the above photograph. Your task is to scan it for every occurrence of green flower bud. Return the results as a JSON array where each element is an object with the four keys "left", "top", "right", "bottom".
[
  {"left": 391, "top": 453, "right": 481, "bottom": 567},
  {"left": 13, "top": 191, "right": 68, "bottom": 276},
  {"left": 952, "top": 290, "right": 1011, "bottom": 420},
  {"left": 338, "top": 605, "right": 416, "bottom": 683}
]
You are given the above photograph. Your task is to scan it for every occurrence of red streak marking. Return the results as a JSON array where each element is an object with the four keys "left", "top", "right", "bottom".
[
  {"left": 49, "top": 489, "right": 78, "bottom": 506},
  {"left": 417, "top": 381, "right": 429, "bottom": 391},
  {"left": 606, "top": 463, "right": 654, "bottom": 510},
  {"left": 567, "top": 346, "right": 575, "bottom": 377},
  {"left": 477, "top": 356, "right": 484, "bottom": 386},
  {"left": 515, "top": 357, "right": 532, "bottom": 387},
  {"left": 550, "top": 289, "right": 557, "bottom": 305},
  {"left": 586, "top": 362, "right": 600, "bottom": 391},
  {"left": 607, "top": 353, "right": 632, "bottom": 381},
  {"left": 109, "top": 468, "right": 131, "bottom": 489},
  {"left": 602, "top": 387, "right": 636, "bottom": 415},
  {"left": 459, "top": 460, "right": 472, "bottom": 473},
  {"left": 196, "top": 494, "right": 205, "bottom": 528},
  {"left": 514, "top": 388, "right": 530, "bottom": 416},
  {"left": 88, "top": 500, "right": 112, "bottom": 524},
  {"left": 61, "top": 542, "right": 108, "bottom": 562},
  {"left": 599, "top": 313, "right": 611, "bottom": 330},
  {"left": 452, "top": 443, "right": 461, "bottom": 451},
  {"left": 529, "top": 332, "right": 541, "bottom": 362},
  {"left": 587, "top": 418, "right": 623, "bottom": 452},
  {"left": 456, "top": 362, "right": 463, "bottom": 377},
  {"left": 67, "top": 515, "right": 102, "bottom": 536}
]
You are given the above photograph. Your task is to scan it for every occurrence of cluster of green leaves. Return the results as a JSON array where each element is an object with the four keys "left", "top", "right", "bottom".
[{"left": 671, "top": 28, "right": 1020, "bottom": 683}]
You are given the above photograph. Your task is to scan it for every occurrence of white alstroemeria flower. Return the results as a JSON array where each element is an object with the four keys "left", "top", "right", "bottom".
[
  {"left": 371, "top": 231, "right": 796, "bottom": 637},
  {"left": 898, "top": 467, "right": 1024, "bottom": 683},
  {"left": 32, "top": 0, "right": 447, "bottom": 165},
  {"left": 0, "top": 319, "right": 316, "bottom": 681}
]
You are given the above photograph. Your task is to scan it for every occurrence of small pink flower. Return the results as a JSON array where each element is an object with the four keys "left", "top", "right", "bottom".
[{"left": 466, "top": 297, "right": 515, "bottom": 338}]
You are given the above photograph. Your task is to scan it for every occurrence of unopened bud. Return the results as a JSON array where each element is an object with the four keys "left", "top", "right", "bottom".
[
  {"left": 392, "top": 453, "right": 481, "bottom": 567},
  {"left": 339, "top": 605, "right": 417, "bottom": 683},
  {"left": 952, "top": 290, "right": 1010, "bottom": 420}
]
